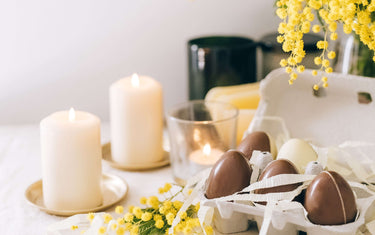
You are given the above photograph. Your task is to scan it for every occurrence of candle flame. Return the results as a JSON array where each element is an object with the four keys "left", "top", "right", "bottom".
[
  {"left": 131, "top": 73, "right": 140, "bottom": 87},
  {"left": 203, "top": 144, "right": 211, "bottom": 156},
  {"left": 69, "top": 108, "right": 76, "bottom": 121}
]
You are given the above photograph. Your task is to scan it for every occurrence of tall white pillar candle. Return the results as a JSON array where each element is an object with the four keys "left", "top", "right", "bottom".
[
  {"left": 110, "top": 74, "right": 164, "bottom": 165},
  {"left": 40, "top": 108, "right": 102, "bottom": 211}
]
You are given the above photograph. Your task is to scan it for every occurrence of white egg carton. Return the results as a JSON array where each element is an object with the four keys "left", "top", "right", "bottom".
[
  {"left": 203, "top": 189, "right": 375, "bottom": 235},
  {"left": 202, "top": 68, "right": 375, "bottom": 234}
]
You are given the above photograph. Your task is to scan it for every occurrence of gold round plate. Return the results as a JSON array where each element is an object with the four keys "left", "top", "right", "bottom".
[
  {"left": 102, "top": 142, "right": 170, "bottom": 171},
  {"left": 25, "top": 174, "right": 128, "bottom": 216}
]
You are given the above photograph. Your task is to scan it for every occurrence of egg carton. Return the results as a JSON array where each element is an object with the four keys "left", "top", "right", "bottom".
[
  {"left": 247, "top": 68, "right": 375, "bottom": 153},
  {"left": 201, "top": 69, "right": 375, "bottom": 234},
  {"left": 199, "top": 166, "right": 375, "bottom": 234},
  {"left": 202, "top": 187, "right": 375, "bottom": 235}
]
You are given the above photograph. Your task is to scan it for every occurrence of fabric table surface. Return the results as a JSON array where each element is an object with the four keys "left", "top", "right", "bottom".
[{"left": 0, "top": 123, "right": 174, "bottom": 235}]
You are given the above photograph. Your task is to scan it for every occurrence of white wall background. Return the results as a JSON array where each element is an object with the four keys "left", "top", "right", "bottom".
[{"left": 0, "top": 0, "right": 279, "bottom": 124}]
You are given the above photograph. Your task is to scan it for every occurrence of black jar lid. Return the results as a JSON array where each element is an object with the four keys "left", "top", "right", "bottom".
[
  {"left": 260, "top": 32, "right": 324, "bottom": 52},
  {"left": 188, "top": 36, "right": 257, "bottom": 49}
]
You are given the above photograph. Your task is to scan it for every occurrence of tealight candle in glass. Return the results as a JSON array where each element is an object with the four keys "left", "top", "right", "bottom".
[{"left": 166, "top": 100, "right": 238, "bottom": 185}]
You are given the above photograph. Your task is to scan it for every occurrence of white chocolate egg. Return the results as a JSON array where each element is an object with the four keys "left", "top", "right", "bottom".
[{"left": 276, "top": 139, "right": 318, "bottom": 174}]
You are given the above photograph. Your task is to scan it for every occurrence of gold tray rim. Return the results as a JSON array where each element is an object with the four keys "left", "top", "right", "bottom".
[
  {"left": 102, "top": 142, "right": 170, "bottom": 171},
  {"left": 24, "top": 173, "right": 128, "bottom": 216}
]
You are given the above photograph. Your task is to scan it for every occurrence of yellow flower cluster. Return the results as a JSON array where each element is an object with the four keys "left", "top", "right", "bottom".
[
  {"left": 158, "top": 182, "right": 172, "bottom": 194},
  {"left": 74, "top": 183, "right": 212, "bottom": 235},
  {"left": 276, "top": 0, "right": 375, "bottom": 89},
  {"left": 87, "top": 212, "right": 95, "bottom": 222}
]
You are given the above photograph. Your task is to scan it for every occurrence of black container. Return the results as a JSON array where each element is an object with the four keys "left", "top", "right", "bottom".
[{"left": 188, "top": 36, "right": 257, "bottom": 100}]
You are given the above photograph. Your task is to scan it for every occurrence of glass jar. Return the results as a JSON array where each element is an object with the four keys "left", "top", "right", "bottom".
[{"left": 335, "top": 33, "right": 375, "bottom": 78}]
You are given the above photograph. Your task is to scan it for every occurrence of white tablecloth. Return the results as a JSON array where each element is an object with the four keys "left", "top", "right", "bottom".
[{"left": 0, "top": 123, "right": 174, "bottom": 235}]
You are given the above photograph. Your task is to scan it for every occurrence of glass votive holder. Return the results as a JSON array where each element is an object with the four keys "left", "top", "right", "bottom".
[{"left": 166, "top": 100, "right": 238, "bottom": 185}]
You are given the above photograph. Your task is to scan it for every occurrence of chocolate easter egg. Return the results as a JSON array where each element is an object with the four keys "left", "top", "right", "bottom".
[
  {"left": 205, "top": 150, "right": 252, "bottom": 199},
  {"left": 255, "top": 159, "right": 300, "bottom": 198},
  {"left": 277, "top": 139, "right": 317, "bottom": 174},
  {"left": 237, "top": 131, "right": 277, "bottom": 160},
  {"left": 304, "top": 171, "right": 357, "bottom": 225}
]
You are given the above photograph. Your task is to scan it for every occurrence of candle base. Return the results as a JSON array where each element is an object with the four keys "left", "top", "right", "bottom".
[
  {"left": 102, "top": 143, "right": 170, "bottom": 171},
  {"left": 25, "top": 174, "right": 128, "bottom": 216}
]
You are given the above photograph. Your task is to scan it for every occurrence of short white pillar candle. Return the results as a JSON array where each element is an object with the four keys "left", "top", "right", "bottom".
[
  {"left": 110, "top": 73, "right": 164, "bottom": 165},
  {"left": 40, "top": 108, "right": 102, "bottom": 211}
]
